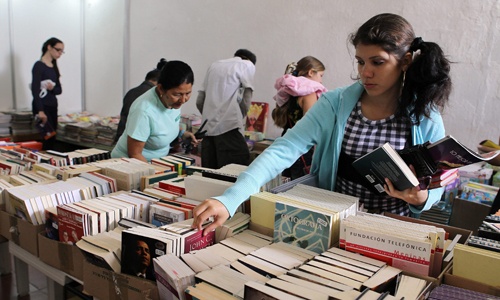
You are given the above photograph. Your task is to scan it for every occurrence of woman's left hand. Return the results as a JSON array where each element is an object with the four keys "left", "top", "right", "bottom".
[{"left": 384, "top": 165, "right": 428, "bottom": 206}]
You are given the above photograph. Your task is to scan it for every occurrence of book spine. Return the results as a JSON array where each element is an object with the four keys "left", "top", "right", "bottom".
[{"left": 158, "top": 182, "right": 186, "bottom": 195}]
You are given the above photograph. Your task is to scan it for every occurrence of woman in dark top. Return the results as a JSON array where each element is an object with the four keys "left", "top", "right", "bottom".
[{"left": 31, "top": 37, "right": 64, "bottom": 150}]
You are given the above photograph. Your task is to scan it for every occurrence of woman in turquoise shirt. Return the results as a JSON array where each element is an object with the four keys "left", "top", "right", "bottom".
[
  {"left": 111, "top": 61, "right": 199, "bottom": 162},
  {"left": 193, "top": 13, "right": 452, "bottom": 234}
]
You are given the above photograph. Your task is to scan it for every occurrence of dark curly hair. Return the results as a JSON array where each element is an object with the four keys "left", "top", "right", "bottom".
[{"left": 350, "top": 13, "right": 452, "bottom": 124}]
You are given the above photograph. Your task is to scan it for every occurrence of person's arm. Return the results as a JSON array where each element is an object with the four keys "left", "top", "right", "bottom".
[
  {"left": 239, "top": 88, "right": 253, "bottom": 118},
  {"left": 193, "top": 92, "right": 335, "bottom": 234},
  {"left": 127, "top": 136, "right": 148, "bottom": 163},
  {"left": 196, "top": 91, "right": 205, "bottom": 114},
  {"left": 402, "top": 109, "right": 446, "bottom": 213},
  {"left": 51, "top": 76, "right": 62, "bottom": 95},
  {"left": 31, "top": 63, "right": 47, "bottom": 123},
  {"left": 297, "top": 92, "right": 318, "bottom": 114}
]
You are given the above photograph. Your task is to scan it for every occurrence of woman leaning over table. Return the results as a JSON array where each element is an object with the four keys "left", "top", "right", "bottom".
[
  {"left": 193, "top": 13, "right": 452, "bottom": 234},
  {"left": 111, "top": 60, "right": 199, "bottom": 162}
]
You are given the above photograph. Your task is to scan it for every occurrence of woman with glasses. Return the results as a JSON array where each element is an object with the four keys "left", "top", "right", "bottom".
[
  {"left": 31, "top": 37, "right": 64, "bottom": 150},
  {"left": 111, "top": 60, "right": 200, "bottom": 162}
]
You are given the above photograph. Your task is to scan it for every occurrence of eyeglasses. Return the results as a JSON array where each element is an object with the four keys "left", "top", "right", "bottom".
[{"left": 53, "top": 47, "right": 65, "bottom": 54}]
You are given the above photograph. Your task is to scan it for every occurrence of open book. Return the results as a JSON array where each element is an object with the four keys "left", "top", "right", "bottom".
[{"left": 352, "top": 135, "right": 500, "bottom": 192}]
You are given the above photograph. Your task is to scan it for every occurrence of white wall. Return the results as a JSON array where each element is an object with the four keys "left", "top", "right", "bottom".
[
  {"left": 84, "top": 0, "right": 124, "bottom": 115},
  {"left": 0, "top": 0, "right": 14, "bottom": 109},
  {"left": 6, "top": 0, "right": 82, "bottom": 113},
  {"left": 2, "top": 0, "right": 499, "bottom": 149}
]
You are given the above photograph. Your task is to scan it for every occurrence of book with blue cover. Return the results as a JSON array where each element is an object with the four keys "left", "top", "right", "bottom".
[{"left": 274, "top": 201, "right": 333, "bottom": 254}]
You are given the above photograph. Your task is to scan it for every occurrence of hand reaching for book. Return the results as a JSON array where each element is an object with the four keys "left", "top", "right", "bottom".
[
  {"left": 384, "top": 165, "right": 429, "bottom": 207},
  {"left": 192, "top": 198, "right": 229, "bottom": 236}
]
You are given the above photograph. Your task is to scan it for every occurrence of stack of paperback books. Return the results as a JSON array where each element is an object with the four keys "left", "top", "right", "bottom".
[
  {"left": 251, "top": 184, "right": 358, "bottom": 253},
  {"left": 340, "top": 213, "right": 446, "bottom": 277}
]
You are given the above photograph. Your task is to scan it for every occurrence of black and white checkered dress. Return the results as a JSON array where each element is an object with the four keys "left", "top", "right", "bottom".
[{"left": 336, "top": 101, "right": 412, "bottom": 215}]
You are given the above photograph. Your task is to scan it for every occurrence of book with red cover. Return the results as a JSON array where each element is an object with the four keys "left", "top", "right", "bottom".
[
  {"left": 57, "top": 205, "right": 86, "bottom": 245},
  {"left": 428, "top": 169, "right": 459, "bottom": 189},
  {"left": 182, "top": 229, "right": 216, "bottom": 254},
  {"left": 246, "top": 101, "right": 269, "bottom": 133},
  {"left": 158, "top": 178, "right": 186, "bottom": 195}
]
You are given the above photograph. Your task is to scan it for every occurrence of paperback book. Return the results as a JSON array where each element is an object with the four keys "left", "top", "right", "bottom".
[
  {"left": 274, "top": 201, "right": 333, "bottom": 254},
  {"left": 352, "top": 135, "right": 500, "bottom": 193}
]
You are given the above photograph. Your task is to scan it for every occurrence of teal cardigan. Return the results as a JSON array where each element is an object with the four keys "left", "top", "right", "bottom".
[{"left": 214, "top": 82, "right": 445, "bottom": 216}]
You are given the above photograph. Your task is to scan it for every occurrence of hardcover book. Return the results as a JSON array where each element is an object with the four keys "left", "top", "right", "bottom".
[
  {"left": 274, "top": 201, "right": 333, "bottom": 254},
  {"left": 353, "top": 135, "right": 500, "bottom": 193},
  {"left": 352, "top": 142, "right": 420, "bottom": 193}
]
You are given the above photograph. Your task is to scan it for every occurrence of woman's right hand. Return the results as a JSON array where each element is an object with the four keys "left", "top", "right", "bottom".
[
  {"left": 192, "top": 198, "right": 230, "bottom": 236},
  {"left": 38, "top": 111, "right": 48, "bottom": 124}
]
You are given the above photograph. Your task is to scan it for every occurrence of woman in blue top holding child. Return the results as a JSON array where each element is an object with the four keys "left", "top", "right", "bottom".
[{"left": 193, "top": 13, "right": 452, "bottom": 234}]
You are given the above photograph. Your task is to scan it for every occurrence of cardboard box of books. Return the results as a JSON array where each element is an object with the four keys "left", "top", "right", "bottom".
[
  {"left": 443, "top": 266, "right": 500, "bottom": 296},
  {"left": 383, "top": 212, "right": 472, "bottom": 282},
  {"left": 0, "top": 204, "right": 7, "bottom": 242},
  {"left": 0, "top": 210, "right": 44, "bottom": 256},
  {"left": 83, "top": 259, "right": 159, "bottom": 300},
  {"left": 38, "top": 232, "right": 84, "bottom": 281}
]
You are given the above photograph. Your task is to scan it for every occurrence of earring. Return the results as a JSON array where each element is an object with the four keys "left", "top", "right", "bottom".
[{"left": 402, "top": 71, "right": 406, "bottom": 89}]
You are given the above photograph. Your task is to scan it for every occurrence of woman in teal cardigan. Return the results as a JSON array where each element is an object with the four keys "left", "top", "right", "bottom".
[{"left": 193, "top": 13, "right": 452, "bottom": 233}]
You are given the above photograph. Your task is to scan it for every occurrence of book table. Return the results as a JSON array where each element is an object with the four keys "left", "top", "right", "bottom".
[{"left": 8, "top": 241, "right": 82, "bottom": 299}]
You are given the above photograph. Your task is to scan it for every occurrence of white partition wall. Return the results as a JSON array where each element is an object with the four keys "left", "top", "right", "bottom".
[
  {"left": 0, "top": 0, "right": 14, "bottom": 110},
  {"left": 2, "top": 0, "right": 500, "bottom": 148},
  {"left": 8, "top": 0, "right": 82, "bottom": 113},
  {"left": 83, "top": 0, "right": 125, "bottom": 116}
]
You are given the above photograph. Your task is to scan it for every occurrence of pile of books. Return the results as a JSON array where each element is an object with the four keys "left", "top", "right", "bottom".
[
  {"left": 89, "top": 158, "right": 157, "bottom": 191},
  {"left": 251, "top": 184, "right": 358, "bottom": 253},
  {"left": 164, "top": 228, "right": 431, "bottom": 300},
  {"left": 8, "top": 111, "right": 38, "bottom": 137},
  {"left": 460, "top": 181, "right": 499, "bottom": 205},
  {"left": 7, "top": 172, "right": 118, "bottom": 226},
  {"left": 0, "top": 113, "right": 12, "bottom": 137},
  {"left": 95, "top": 125, "right": 117, "bottom": 146},
  {"left": 60, "top": 121, "right": 96, "bottom": 143}
]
